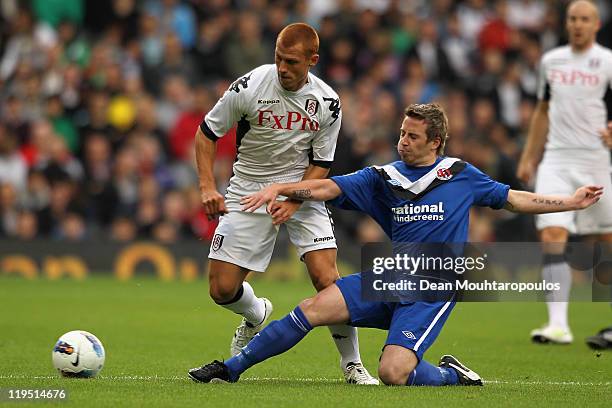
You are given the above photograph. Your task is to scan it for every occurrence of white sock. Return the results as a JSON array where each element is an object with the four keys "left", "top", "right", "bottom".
[
  {"left": 546, "top": 301, "right": 569, "bottom": 330},
  {"left": 328, "top": 324, "right": 361, "bottom": 369},
  {"left": 218, "top": 281, "right": 265, "bottom": 326},
  {"left": 542, "top": 261, "right": 571, "bottom": 330}
]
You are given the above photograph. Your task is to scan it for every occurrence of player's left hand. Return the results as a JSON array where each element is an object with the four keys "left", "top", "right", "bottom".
[
  {"left": 599, "top": 121, "right": 612, "bottom": 149},
  {"left": 572, "top": 185, "right": 604, "bottom": 209},
  {"left": 268, "top": 200, "right": 301, "bottom": 225},
  {"left": 241, "top": 185, "right": 279, "bottom": 213}
]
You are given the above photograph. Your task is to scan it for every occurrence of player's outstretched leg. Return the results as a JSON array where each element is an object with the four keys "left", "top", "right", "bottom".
[
  {"left": 189, "top": 284, "right": 351, "bottom": 383},
  {"left": 189, "top": 306, "right": 312, "bottom": 383}
]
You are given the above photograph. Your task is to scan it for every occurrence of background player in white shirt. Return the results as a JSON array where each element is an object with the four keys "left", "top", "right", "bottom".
[
  {"left": 517, "top": 0, "right": 612, "bottom": 345},
  {"left": 194, "top": 23, "right": 377, "bottom": 384}
]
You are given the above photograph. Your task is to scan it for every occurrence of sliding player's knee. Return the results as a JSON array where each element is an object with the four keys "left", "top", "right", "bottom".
[
  {"left": 297, "top": 297, "right": 321, "bottom": 327},
  {"left": 378, "top": 362, "right": 411, "bottom": 386}
]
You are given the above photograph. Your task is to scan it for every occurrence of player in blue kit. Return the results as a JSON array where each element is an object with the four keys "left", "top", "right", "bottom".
[{"left": 189, "top": 104, "right": 603, "bottom": 386}]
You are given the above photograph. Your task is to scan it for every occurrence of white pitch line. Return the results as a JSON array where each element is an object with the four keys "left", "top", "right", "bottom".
[
  {"left": 1, "top": 375, "right": 610, "bottom": 387},
  {"left": 485, "top": 379, "right": 612, "bottom": 387},
  {"left": 0, "top": 375, "right": 341, "bottom": 383}
]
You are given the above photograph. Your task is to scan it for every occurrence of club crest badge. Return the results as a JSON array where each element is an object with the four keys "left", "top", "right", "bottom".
[
  {"left": 436, "top": 168, "right": 453, "bottom": 181},
  {"left": 305, "top": 99, "right": 319, "bottom": 116},
  {"left": 589, "top": 58, "right": 601, "bottom": 69},
  {"left": 211, "top": 234, "right": 224, "bottom": 251}
]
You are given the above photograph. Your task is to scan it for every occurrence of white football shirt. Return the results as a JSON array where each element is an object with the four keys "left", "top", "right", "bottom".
[
  {"left": 537, "top": 43, "right": 612, "bottom": 167},
  {"left": 201, "top": 64, "right": 342, "bottom": 182}
]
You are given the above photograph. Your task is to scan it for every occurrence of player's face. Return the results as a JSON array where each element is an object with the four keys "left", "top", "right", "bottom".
[
  {"left": 397, "top": 116, "right": 439, "bottom": 166},
  {"left": 275, "top": 42, "right": 318, "bottom": 91},
  {"left": 566, "top": 1, "right": 600, "bottom": 51}
]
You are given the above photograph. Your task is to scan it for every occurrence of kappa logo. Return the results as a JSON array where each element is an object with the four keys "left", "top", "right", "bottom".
[
  {"left": 211, "top": 234, "right": 224, "bottom": 251},
  {"left": 323, "top": 97, "right": 341, "bottom": 124},
  {"left": 229, "top": 73, "right": 252, "bottom": 93},
  {"left": 436, "top": 168, "right": 452, "bottom": 181},
  {"left": 305, "top": 99, "right": 319, "bottom": 116},
  {"left": 258, "top": 99, "right": 280, "bottom": 104},
  {"left": 402, "top": 331, "right": 416, "bottom": 340}
]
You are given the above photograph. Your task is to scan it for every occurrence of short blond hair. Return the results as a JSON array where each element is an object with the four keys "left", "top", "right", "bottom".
[{"left": 405, "top": 103, "right": 448, "bottom": 155}]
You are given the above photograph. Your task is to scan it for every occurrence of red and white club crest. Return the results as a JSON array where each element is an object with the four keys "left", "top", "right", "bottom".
[{"left": 436, "top": 168, "right": 452, "bottom": 180}]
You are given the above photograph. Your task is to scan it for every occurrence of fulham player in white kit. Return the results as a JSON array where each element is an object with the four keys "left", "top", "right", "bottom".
[
  {"left": 517, "top": 0, "right": 612, "bottom": 345},
  {"left": 193, "top": 23, "right": 377, "bottom": 383}
]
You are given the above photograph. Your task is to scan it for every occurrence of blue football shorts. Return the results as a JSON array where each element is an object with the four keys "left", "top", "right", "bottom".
[{"left": 336, "top": 273, "right": 455, "bottom": 360}]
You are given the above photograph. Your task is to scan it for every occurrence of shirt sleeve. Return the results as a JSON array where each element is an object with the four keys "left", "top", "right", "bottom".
[
  {"left": 310, "top": 97, "right": 342, "bottom": 168},
  {"left": 536, "top": 56, "right": 550, "bottom": 101},
  {"left": 467, "top": 164, "right": 510, "bottom": 209},
  {"left": 328, "top": 167, "right": 379, "bottom": 214},
  {"left": 200, "top": 73, "right": 250, "bottom": 141}
]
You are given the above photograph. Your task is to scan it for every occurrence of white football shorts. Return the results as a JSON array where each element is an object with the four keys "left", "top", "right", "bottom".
[
  {"left": 535, "top": 163, "right": 612, "bottom": 235},
  {"left": 208, "top": 175, "right": 337, "bottom": 272}
]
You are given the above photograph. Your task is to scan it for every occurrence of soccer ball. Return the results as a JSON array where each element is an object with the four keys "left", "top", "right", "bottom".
[{"left": 52, "top": 330, "right": 105, "bottom": 378}]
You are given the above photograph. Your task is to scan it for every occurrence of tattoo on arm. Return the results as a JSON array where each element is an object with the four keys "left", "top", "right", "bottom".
[
  {"left": 290, "top": 189, "right": 312, "bottom": 200},
  {"left": 532, "top": 198, "right": 563, "bottom": 206}
]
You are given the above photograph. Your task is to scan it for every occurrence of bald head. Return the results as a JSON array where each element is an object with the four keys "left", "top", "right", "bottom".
[
  {"left": 566, "top": 0, "right": 600, "bottom": 51},
  {"left": 277, "top": 23, "right": 319, "bottom": 57},
  {"left": 568, "top": 0, "right": 599, "bottom": 19}
]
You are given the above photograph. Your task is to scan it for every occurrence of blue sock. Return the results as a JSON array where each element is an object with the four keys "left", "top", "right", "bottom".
[
  {"left": 406, "top": 359, "right": 459, "bottom": 386},
  {"left": 224, "top": 306, "right": 312, "bottom": 381}
]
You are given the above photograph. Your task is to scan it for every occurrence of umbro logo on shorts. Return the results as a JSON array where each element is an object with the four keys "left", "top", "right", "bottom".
[
  {"left": 402, "top": 331, "right": 416, "bottom": 340},
  {"left": 212, "top": 234, "right": 224, "bottom": 251}
]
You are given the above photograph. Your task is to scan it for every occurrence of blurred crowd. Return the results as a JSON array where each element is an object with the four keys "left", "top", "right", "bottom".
[{"left": 0, "top": 0, "right": 611, "bottom": 244}]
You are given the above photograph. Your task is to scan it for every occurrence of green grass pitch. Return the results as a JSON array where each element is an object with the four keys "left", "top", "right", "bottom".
[{"left": 0, "top": 275, "right": 610, "bottom": 407}]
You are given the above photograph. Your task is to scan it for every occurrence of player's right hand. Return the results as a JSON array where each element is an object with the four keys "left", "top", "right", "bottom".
[
  {"left": 240, "top": 186, "right": 279, "bottom": 213},
  {"left": 200, "top": 188, "right": 227, "bottom": 220},
  {"left": 516, "top": 158, "right": 536, "bottom": 185}
]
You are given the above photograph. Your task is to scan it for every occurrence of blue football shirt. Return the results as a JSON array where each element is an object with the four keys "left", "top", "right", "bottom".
[{"left": 329, "top": 157, "right": 510, "bottom": 243}]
